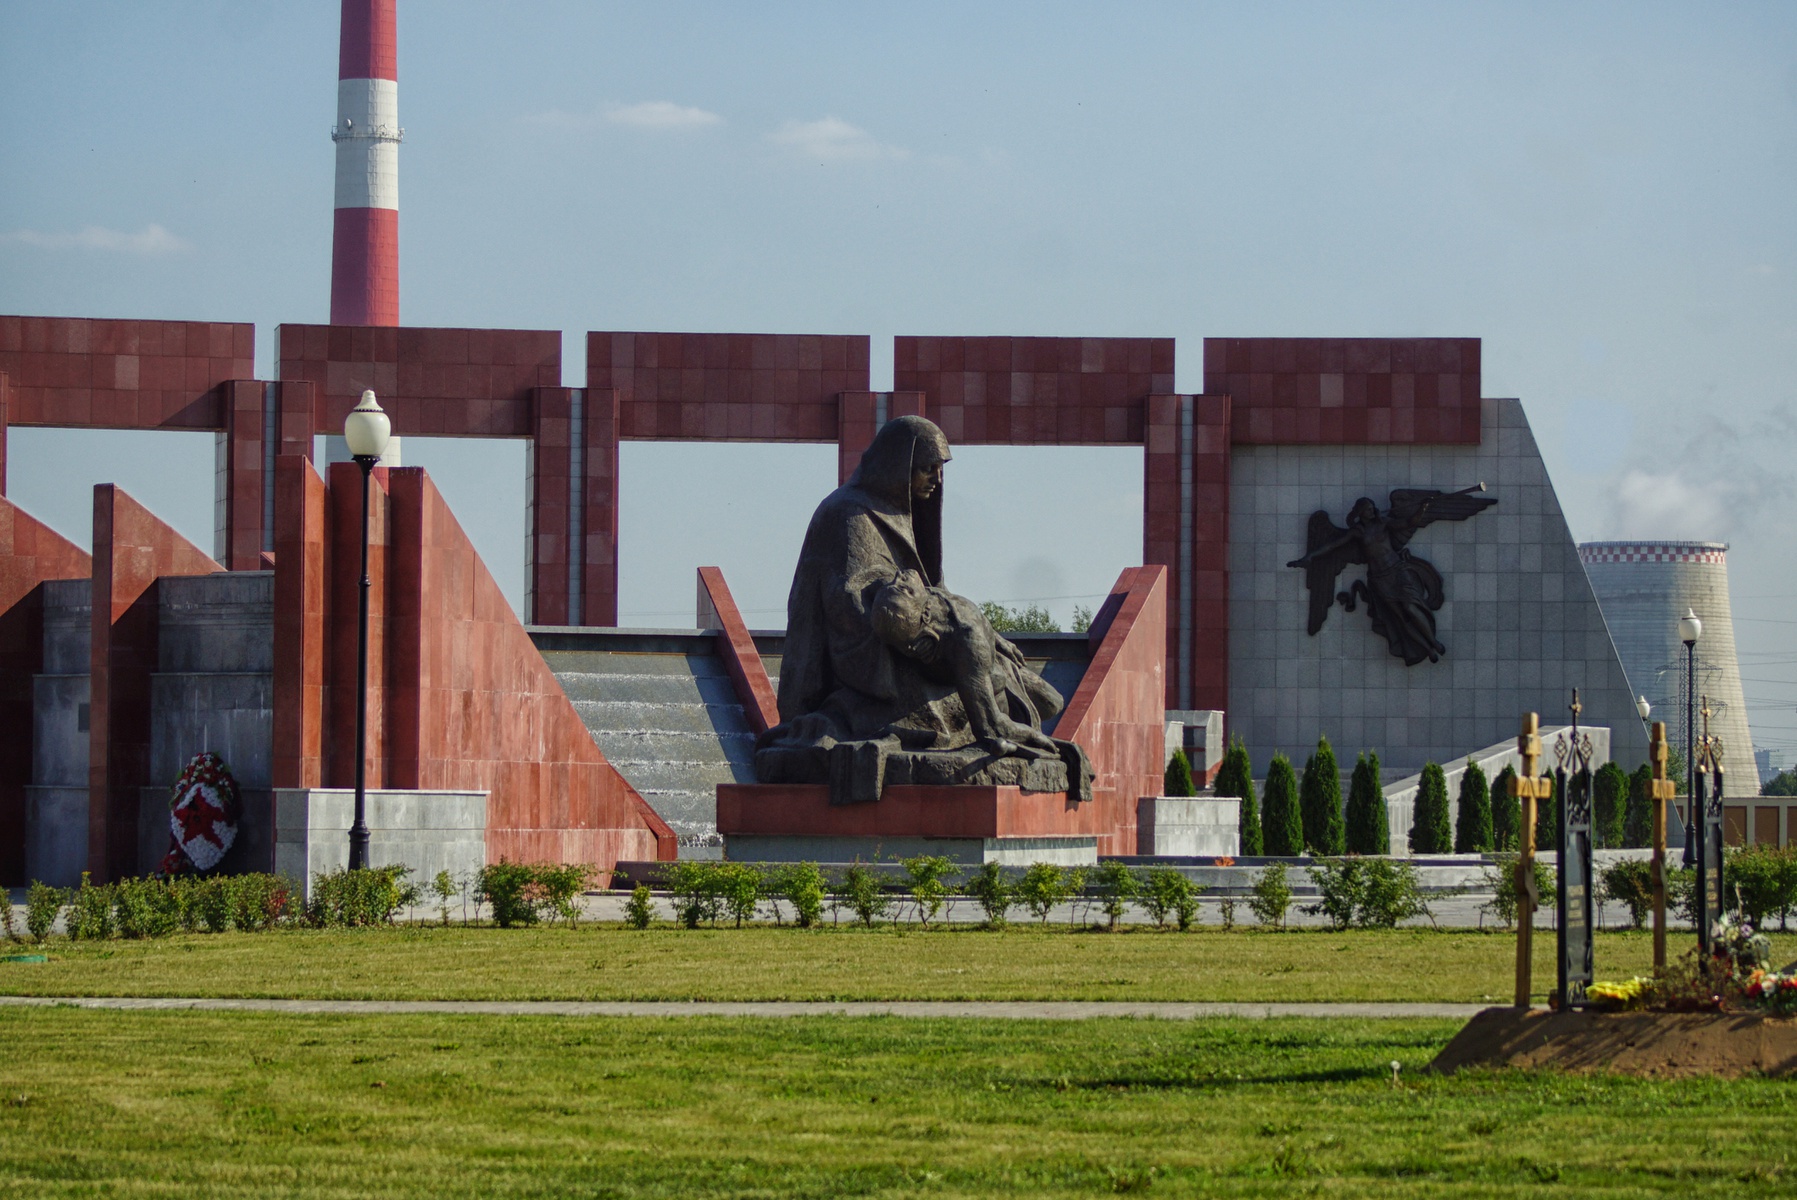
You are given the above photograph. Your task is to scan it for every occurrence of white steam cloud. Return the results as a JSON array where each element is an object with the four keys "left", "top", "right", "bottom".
[
  {"left": 770, "top": 117, "right": 908, "bottom": 162},
  {"left": 1, "top": 224, "right": 191, "bottom": 255}
]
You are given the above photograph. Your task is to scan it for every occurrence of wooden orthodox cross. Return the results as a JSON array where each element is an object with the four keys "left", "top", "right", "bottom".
[
  {"left": 1510, "top": 712, "right": 1554, "bottom": 1007},
  {"left": 1647, "top": 721, "right": 1678, "bottom": 972}
]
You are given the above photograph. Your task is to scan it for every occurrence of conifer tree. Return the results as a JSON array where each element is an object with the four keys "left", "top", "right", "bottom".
[
  {"left": 1344, "top": 751, "right": 1388, "bottom": 855},
  {"left": 1453, "top": 762, "right": 1493, "bottom": 853},
  {"left": 1623, "top": 762, "right": 1654, "bottom": 848},
  {"left": 1409, "top": 762, "right": 1452, "bottom": 854},
  {"left": 1164, "top": 749, "right": 1196, "bottom": 797},
  {"left": 1213, "top": 735, "right": 1262, "bottom": 855},
  {"left": 1298, "top": 737, "right": 1345, "bottom": 856},
  {"left": 1262, "top": 752, "right": 1303, "bottom": 856},
  {"left": 1490, "top": 764, "right": 1521, "bottom": 852},
  {"left": 1593, "top": 762, "right": 1628, "bottom": 849},
  {"left": 1535, "top": 770, "right": 1561, "bottom": 852}
]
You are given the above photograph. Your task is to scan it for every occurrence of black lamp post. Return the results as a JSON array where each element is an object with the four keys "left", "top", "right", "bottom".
[
  {"left": 344, "top": 389, "right": 391, "bottom": 870},
  {"left": 1678, "top": 609, "right": 1702, "bottom": 869}
]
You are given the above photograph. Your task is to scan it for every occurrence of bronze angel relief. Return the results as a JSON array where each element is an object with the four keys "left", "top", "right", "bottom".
[{"left": 1287, "top": 485, "right": 1496, "bottom": 666}]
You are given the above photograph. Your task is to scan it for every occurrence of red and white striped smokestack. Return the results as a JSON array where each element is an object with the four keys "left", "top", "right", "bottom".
[{"left": 329, "top": 0, "right": 400, "bottom": 326}]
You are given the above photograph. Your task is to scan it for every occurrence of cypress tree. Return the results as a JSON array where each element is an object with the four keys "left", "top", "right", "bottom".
[
  {"left": 1491, "top": 764, "right": 1521, "bottom": 852},
  {"left": 1623, "top": 762, "right": 1654, "bottom": 848},
  {"left": 1454, "top": 762, "right": 1493, "bottom": 853},
  {"left": 1164, "top": 749, "right": 1196, "bottom": 797},
  {"left": 1262, "top": 753, "right": 1303, "bottom": 856},
  {"left": 1298, "top": 737, "right": 1345, "bottom": 856},
  {"left": 1214, "top": 735, "right": 1262, "bottom": 855},
  {"left": 1535, "top": 770, "right": 1561, "bottom": 852},
  {"left": 1344, "top": 752, "right": 1388, "bottom": 855},
  {"left": 1409, "top": 762, "right": 1452, "bottom": 854},
  {"left": 1593, "top": 762, "right": 1628, "bottom": 849}
]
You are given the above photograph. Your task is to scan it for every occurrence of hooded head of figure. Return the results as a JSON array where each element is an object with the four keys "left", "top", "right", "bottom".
[{"left": 848, "top": 415, "right": 951, "bottom": 586}]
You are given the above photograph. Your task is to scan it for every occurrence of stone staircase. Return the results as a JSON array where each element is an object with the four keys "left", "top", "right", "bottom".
[{"left": 531, "top": 629, "right": 759, "bottom": 858}]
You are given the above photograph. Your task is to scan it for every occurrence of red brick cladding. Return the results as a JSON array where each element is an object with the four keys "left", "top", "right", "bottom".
[
  {"left": 1053, "top": 564, "right": 1168, "bottom": 857},
  {"left": 0, "top": 496, "right": 92, "bottom": 882},
  {"left": 527, "top": 387, "right": 576, "bottom": 626},
  {"left": 382, "top": 468, "right": 675, "bottom": 869},
  {"left": 88, "top": 485, "right": 224, "bottom": 880},
  {"left": 696, "top": 567, "right": 778, "bottom": 735},
  {"left": 272, "top": 457, "right": 329, "bottom": 790},
  {"left": 1, "top": 375, "right": 10, "bottom": 492},
  {"left": 326, "top": 463, "right": 392, "bottom": 787},
  {"left": 836, "top": 392, "right": 927, "bottom": 484},
  {"left": 0, "top": 316, "right": 252, "bottom": 429},
  {"left": 590, "top": 333, "right": 871, "bottom": 442},
  {"left": 895, "top": 337, "right": 1174, "bottom": 445},
  {"left": 276, "top": 324, "right": 560, "bottom": 437},
  {"left": 582, "top": 389, "right": 622, "bottom": 627},
  {"left": 1204, "top": 338, "right": 1481, "bottom": 445},
  {"left": 717, "top": 783, "right": 1110, "bottom": 841}
]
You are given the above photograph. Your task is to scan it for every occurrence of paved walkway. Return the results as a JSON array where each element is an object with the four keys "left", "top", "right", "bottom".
[{"left": 0, "top": 995, "right": 1489, "bottom": 1019}]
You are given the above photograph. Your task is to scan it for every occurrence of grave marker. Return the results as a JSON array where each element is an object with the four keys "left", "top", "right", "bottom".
[
  {"left": 1509, "top": 712, "right": 1554, "bottom": 1007},
  {"left": 1552, "top": 690, "right": 1596, "bottom": 1008},
  {"left": 1647, "top": 721, "right": 1677, "bottom": 972}
]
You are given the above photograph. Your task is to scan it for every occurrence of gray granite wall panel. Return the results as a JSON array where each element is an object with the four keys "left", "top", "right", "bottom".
[{"left": 1227, "top": 399, "right": 1649, "bottom": 779}]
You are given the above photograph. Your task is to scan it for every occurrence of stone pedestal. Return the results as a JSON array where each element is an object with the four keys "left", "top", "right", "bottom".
[
  {"left": 1135, "top": 795, "right": 1239, "bottom": 856},
  {"left": 717, "top": 782, "right": 1102, "bottom": 865}
]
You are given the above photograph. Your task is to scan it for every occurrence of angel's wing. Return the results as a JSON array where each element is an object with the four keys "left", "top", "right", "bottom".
[
  {"left": 1386, "top": 486, "right": 1497, "bottom": 549},
  {"left": 1286, "top": 510, "right": 1362, "bottom": 635}
]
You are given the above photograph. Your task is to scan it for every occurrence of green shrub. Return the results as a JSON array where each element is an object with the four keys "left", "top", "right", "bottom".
[
  {"left": 25, "top": 882, "right": 66, "bottom": 943},
  {"left": 900, "top": 855, "right": 954, "bottom": 927},
  {"left": 1599, "top": 858, "right": 1655, "bottom": 930},
  {"left": 1093, "top": 860, "right": 1140, "bottom": 931},
  {"left": 1139, "top": 866, "right": 1200, "bottom": 931},
  {"left": 195, "top": 876, "right": 234, "bottom": 933},
  {"left": 1536, "top": 772, "right": 1560, "bottom": 853},
  {"left": 113, "top": 876, "right": 180, "bottom": 939},
  {"left": 311, "top": 865, "right": 418, "bottom": 928},
  {"left": 1594, "top": 762, "right": 1628, "bottom": 849},
  {"left": 233, "top": 874, "right": 296, "bottom": 931},
  {"left": 1164, "top": 749, "right": 1196, "bottom": 798},
  {"left": 1299, "top": 738, "right": 1345, "bottom": 856},
  {"left": 472, "top": 860, "right": 540, "bottom": 928},
  {"left": 663, "top": 861, "right": 723, "bottom": 929},
  {"left": 835, "top": 862, "right": 889, "bottom": 928},
  {"left": 1623, "top": 763, "right": 1654, "bottom": 849},
  {"left": 1725, "top": 844, "right": 1797, "bottom": 929},
  {"left": 1483, "top": 853, "right": 1556, "bottom": 930},
  {"left": 1409, "top": 763, "right": 1452, "bottom": 855},
  {"left": 1344, "top": 751, "right": 1387, "bottom": 855},
  {"left": 431, "top": 870, "right": 457, "bottom": 926},
  {"left": 1490, "top": 765, "right": 1521, "bottom": 852},
  {"left": 1356, "top": 860, "right": 1430, "bottom": 928},
  {"left": 68, "top": 874, "right": 115, "bottom": 940},
  {"left": 1213, "top": 736, "right": 1262, "bottom": 856},
  {"left": 624, "top": 883, "right": 655, "bottom": 929},
  {"left": 1304, "top": 859, "right": 1362, "bottom": 931},
  {"left": 769, "top": 862, "right": 826, "bottom": 928},
  {"left": 1248, "top": 862, "right": 1293, "bottom": 929},
  {"left": 1017, "top": 862, "right": 1070, "bottom": 924},
  {"left": 965, "top": 861, "right": 1013, "bottom": 927},
  {"left": 1454, "top": 763, "right": 1493, "bottom": 854},
  {"left": 535, "top": 863, "right": 595, "bottom": 927},
  {"left": 713, "top": 862, "right": 762, "bottom": 928},
  {"left": 0, "top": 895, "right": 17, "bottom": 943},
  {"left": 1262, "top": 753, "right": 1304, "bottom": 857}
]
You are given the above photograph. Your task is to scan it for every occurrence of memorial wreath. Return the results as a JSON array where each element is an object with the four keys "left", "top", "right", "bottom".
[{"left": 159, "top": 751, "right": 243, "bottom": 875}]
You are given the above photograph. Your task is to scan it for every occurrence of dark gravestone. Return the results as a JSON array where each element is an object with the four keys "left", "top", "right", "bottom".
[{"left": 1556, "top": 765, "right": 1594, "bottom": 1007}]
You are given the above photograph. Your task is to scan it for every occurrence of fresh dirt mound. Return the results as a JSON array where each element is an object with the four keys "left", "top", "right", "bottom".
[{"left": 1431, "top": 1006, "right": 1797, "bottom": 1079}]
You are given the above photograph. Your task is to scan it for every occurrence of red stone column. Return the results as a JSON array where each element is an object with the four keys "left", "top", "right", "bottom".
[
  {"left": 325, "top": 461, "right": 389, "bottom": 789},
  {"left": 581, "top": 388, "right": 620, "bottom": 626},
  {"left": 272, "top": 456, "right": 329, "bottom": 790},
  {"left": 1143, "top": 394, "right": 1231, "bottom": 713},
  {"left": 836, "top": 392, "right": 927, "bottom": 484},
  {"left": 218, "top": 381, "right": 268, "bottom": 570},
  {"left": 527, "top": 387, "right": 574, "bottom": 625},
  {"left": 88, "top": 485, "right": 223, "bottom": 880},
  {"left": 0, "top": 374, "right": 10, "bottom": 495}
]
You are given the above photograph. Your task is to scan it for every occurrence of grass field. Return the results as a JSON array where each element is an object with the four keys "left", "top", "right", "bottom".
[
  {"left": 4, "top": 925, "right": 1792, "bottom": 1004},
  {"left": 1, "top": 1010, "right": 1789, "bottom": 1198}
]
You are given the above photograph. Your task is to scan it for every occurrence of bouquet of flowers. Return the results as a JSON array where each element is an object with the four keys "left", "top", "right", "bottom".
[
  {"left": 158, "top": 751, "right": 243, "bottom": 874},
  {"left": 1741, "top": 969, "right": 1797, "bottom": 1017}
]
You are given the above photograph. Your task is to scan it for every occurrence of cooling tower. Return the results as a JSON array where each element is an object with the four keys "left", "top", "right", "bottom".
[{"left": 1578, "top": 541, "right": 1756, "bottom": 788}]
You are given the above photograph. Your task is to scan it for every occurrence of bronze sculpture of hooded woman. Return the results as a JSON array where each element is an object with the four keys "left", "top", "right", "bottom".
[{"left": 756, "top": 415, "right": 1090, "bottom": 804}]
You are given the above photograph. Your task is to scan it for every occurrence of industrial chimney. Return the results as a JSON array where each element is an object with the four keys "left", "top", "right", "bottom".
[{"left": 329, "top": 0, "right": 400, "bottom": 326}]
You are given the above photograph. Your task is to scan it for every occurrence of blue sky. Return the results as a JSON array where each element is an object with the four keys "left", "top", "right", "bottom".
[{"left": 2, "top": 1, "right": 1793, "bottom": 758}]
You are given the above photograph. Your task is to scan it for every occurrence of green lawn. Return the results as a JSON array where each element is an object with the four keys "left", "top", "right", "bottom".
[
  {"left": 0, "top": 1010, "right": 1788, "bottom": 1197},
  {"left": 5, "top": 924, "right": 1791, "bottom": 1004}
]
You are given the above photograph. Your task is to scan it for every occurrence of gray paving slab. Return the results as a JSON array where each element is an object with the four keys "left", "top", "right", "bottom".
[{"left": 0, "top": 995, "right": 1489, "bottom": 1019}]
